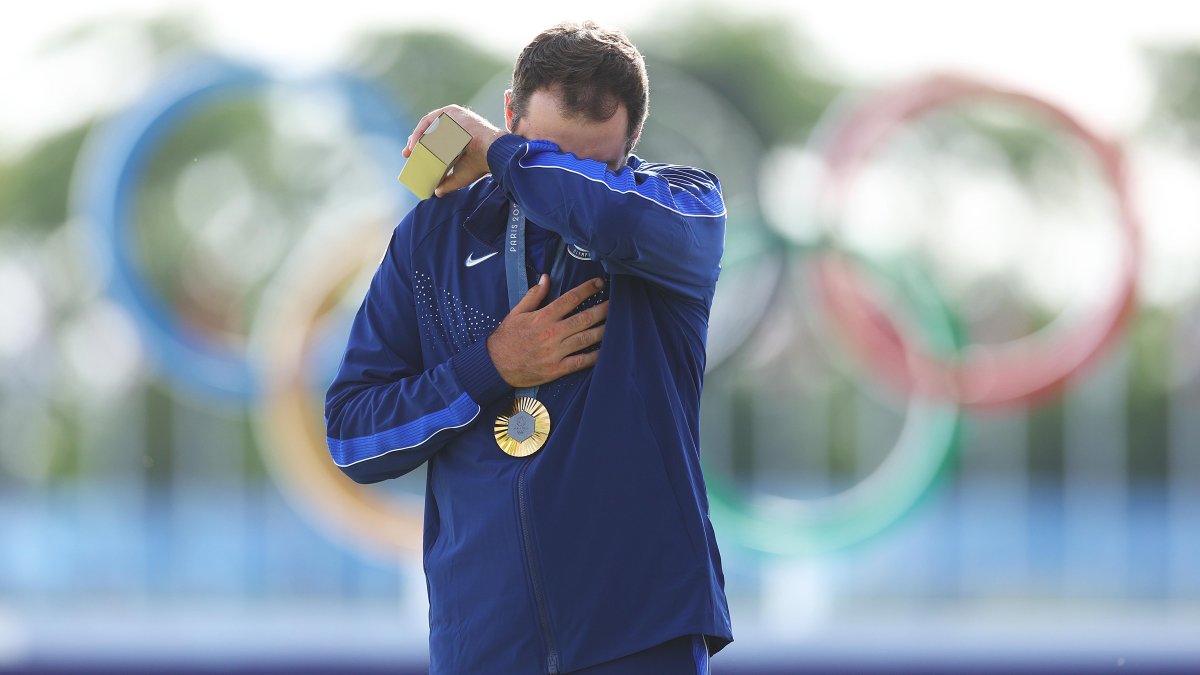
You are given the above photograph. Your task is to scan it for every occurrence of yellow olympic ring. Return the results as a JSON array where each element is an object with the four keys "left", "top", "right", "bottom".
[{"left": 250, "top": 222, "right": 423, "bottom": 562}]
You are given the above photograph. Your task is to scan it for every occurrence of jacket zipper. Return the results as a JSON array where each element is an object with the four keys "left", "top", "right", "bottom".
[{"left": 517, "top": 463, "right": 560, "bottom": 674}]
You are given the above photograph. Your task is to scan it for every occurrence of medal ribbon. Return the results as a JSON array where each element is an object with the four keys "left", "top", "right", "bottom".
[
  {"left": 504, "top": 202, "right": 567, "bottom": 401},
  {"left": 494, "top": 201, "right": 565, "bottom": 456}
]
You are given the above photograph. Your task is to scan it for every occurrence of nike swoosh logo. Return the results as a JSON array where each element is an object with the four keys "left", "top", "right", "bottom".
[{"left": 465, "top": 251, "right": 499, "bottom": 267}]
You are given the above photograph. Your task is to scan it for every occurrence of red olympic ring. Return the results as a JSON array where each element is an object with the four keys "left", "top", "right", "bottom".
[{"left": 810, "top": 74, "right": 1142, "bottom": 407}]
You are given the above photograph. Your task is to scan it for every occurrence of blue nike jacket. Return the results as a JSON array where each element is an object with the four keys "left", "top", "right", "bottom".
[{"left": 325, "top": 133, "right": 733, "bottom": 674}]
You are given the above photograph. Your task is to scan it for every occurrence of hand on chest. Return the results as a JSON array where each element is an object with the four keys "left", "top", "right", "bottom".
[{"left": 415, "top": 230, "right": 610, "bottom": 360}]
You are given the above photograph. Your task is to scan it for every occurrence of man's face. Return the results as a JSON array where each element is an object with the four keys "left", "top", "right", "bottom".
[{"left": 507, "top": 87, "right": 631, "bottom": 172}]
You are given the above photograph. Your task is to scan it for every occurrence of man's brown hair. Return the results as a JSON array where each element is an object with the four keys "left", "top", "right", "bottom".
[{"left": 510, "top": 21, "right": 649, "bottom": 155}]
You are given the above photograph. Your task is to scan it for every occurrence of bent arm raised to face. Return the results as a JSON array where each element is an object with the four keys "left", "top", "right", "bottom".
[
  {"left": 402, "top": 104, "right": 727, "bottom": 300},
  {"left": 488, "top": 134, "right": 726, "bottom": 300}
]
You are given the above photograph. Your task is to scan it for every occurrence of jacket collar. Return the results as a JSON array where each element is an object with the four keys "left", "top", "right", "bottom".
[{"left": 461, "top": 180, "right": 509, "bottom": 250}]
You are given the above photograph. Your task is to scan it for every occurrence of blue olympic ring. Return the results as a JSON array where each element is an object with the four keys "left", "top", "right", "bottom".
[{"left": 72, "top": 57, "right": 413, "bottom": 402}]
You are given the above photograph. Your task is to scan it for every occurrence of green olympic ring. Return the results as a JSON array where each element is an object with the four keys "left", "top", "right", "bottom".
[{"left": 705, "top": 247, "right": 964, "bottom": 556}]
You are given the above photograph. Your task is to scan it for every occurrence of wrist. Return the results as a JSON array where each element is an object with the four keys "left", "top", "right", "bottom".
[
  {"left": 486, "top": 133, "right": 527, "bottom": 184},
  {"left": 485, "top": 334, "right": 516, "bottom": 387},
  {"left": 478, "top": 127, "right": 504, "bottom": 157},
  {"left": 452, "top": 336, "right": 511, "bottom": 405}
]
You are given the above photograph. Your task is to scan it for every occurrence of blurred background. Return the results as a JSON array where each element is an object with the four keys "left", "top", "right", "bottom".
[{"left": 2, "top": 1, "right": 1199, "bottom": 672}]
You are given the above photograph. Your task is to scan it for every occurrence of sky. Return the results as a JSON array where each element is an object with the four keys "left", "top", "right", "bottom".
[
  {"left": 5, "top": 0, "right": 1200, "bottom": 153},
  {"left": 4, "top": 0, "right": 1200, "bottom": 308}
]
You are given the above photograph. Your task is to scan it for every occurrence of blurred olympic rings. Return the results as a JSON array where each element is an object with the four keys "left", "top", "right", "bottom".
[
  {"left": 71, "top": 57, "right": 412, "bottom": 402},
  {"left": 78, "top": 62, "right": 1056, "bottom": 563},
  {"left": 808, "top": 74, "right": 1142, "bottom": 407},
  {"left": 705, "top": 252, "right": 963, "bottom": 556},
  {"left": 249, "top": 222, "right": 424, "bottom": 561}
]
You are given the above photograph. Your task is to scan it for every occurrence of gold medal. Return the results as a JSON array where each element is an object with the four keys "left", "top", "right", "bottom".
[{"left": 494, "top": 396, "right": 551, "bottom": 457}]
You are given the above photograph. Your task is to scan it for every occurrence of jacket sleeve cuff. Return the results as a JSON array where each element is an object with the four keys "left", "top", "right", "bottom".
[
  {"left": 450, "top": 338, "right": 512, "bottom": 407},
  {"left": 487, "top": 133, "right": 526, "bottom": 188}
]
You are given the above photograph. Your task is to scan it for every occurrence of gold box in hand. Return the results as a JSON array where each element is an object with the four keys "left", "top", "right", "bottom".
[{"left": 398, "top": 113, "right": 473, "bottom": 200}]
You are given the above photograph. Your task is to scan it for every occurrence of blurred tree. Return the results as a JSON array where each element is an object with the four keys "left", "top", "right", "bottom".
[
  {"left": 35, "top": 12, "right": 200, "bottom": 57},
  {"left": 0, "top": 12, "right": 1175, "bottom": 495},
  {"left": 930, "top": 107, "right": 1073, "bottom": 182},
  {"left": 1144, "top": 46, "right": 1200, "bottom": 144},
  {"left": 0, "top": 14, "right": 202, "bottom": 233},
  {"left": 0, "top": 125, "right": 91, "bottom": 232},
  {"left": 1125, "top": 308, "right": 1172, "bottom": 478},
  {"left": 635, "top": 11, "right": 841, "bottom": 146},
  {"left": 343, "top": 30, "right": 508, "bottom": 122}
]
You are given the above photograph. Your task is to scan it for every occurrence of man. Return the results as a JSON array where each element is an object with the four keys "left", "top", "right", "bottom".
[{"left": 325, "top": 21, "right": 732, "bottom": 674}]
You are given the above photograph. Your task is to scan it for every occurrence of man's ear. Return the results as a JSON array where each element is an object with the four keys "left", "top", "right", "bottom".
[
  {"left": 627, "top": 123, "right": 644, "bottom": 154},
  {"left": 504, "top": 89, "right": 515, "bottom": 132}
]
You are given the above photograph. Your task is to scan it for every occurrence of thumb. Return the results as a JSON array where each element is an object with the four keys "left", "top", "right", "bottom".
[
  {"left": 434, "top": 165, "right": 474, "bottom": 198},
  {"left": 513, "top": 274, "right": 549, "bottom": 312}
]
